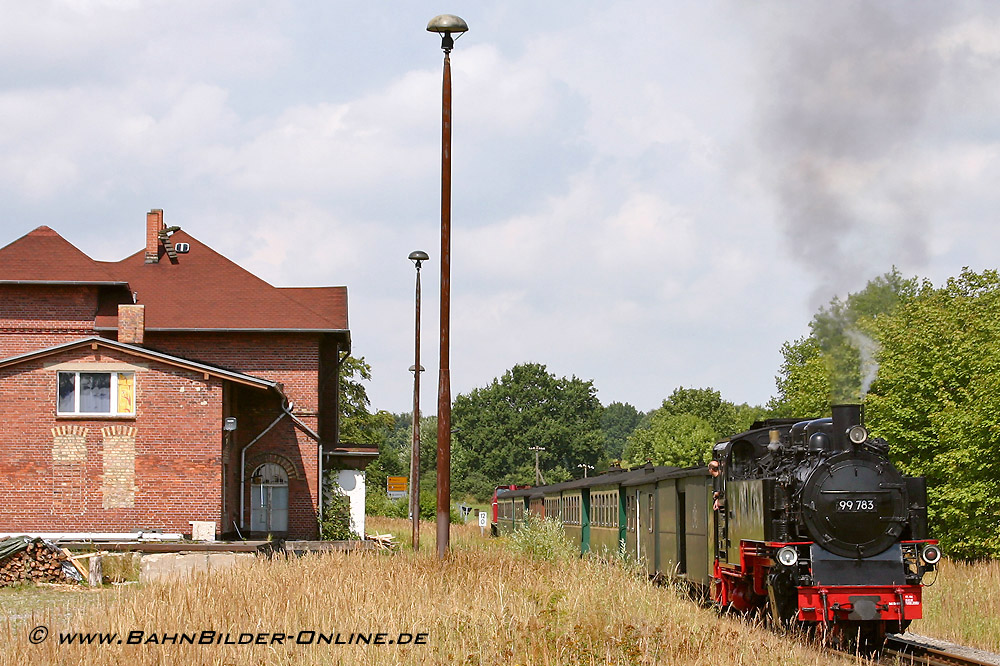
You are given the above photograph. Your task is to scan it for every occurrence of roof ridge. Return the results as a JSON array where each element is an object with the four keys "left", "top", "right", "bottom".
[{"left": 0, "top": 226, "right": 121, "bottom": 284}]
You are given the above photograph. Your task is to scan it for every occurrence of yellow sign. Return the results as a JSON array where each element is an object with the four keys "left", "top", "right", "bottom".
[{"left": 387, "top": 476, "right": 408, "bottom": 492}]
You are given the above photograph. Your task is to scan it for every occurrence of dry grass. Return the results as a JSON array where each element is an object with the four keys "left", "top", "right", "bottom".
[
  {"left": 915, "top": 558, "right": 1000, "bottom": 653},
  {"left": 0, "top": 518, "right": 857, "bottom": 666}
]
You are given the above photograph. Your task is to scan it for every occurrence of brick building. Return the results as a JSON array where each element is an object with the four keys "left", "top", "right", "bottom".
[{"left": 0, "top": 210, "right": 375, "bottom": 540}]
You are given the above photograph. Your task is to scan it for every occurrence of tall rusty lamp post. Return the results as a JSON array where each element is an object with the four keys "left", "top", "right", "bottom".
[
  {"left": 427, "top": 13, "right": 468, "bottom": 559},
  {"left": 408, "top": 250, "right": 428, "bottom": 551}
]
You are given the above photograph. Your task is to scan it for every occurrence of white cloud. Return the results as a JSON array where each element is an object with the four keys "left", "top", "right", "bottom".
[{"left": 3, "top": 1, "right": 1000, "bottom": 417}]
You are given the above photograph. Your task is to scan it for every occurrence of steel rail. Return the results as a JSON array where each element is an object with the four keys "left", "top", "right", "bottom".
[{"left": 883, "top": 634, "right": 1000, "bottom": 666}]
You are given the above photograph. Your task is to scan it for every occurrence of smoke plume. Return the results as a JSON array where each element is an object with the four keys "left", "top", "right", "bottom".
[
  {"left": 844, "top": 327, "right": 880, "bottom": 396},
  {"left": 752, "top": 3, "right": 956, "bottom": 303}
]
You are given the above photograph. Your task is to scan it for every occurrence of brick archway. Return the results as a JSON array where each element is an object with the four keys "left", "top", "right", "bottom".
[{"left": 245, "top": 452, "right": 303, "bottom": 481}]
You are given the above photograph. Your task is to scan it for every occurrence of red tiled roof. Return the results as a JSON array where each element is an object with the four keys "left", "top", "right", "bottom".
[
  {"left": 96, "top": 230, "right": 348, "bottom": 332},
  {"left": 0, "top": 226, "right": 348, "bottom": 333},
  {"left": 0, "top": 227, "right": 125, "bottom": 284}
]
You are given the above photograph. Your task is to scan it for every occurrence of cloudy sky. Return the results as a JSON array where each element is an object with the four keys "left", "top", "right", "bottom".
[{"left": 2, "top": 1, "right": 1000, "bottom": 415}]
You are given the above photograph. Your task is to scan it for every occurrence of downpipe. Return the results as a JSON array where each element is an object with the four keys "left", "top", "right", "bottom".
[
  {"left": 239, "top": 397, "right": 291, "bottom": 531},
  {"left": 238, "top": 393, "right": 324, "bottom": 531}
]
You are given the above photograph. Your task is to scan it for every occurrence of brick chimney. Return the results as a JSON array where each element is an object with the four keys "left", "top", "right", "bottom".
[
  {"left": 118, "top": 304, "right": 145, "bottom": 345},
  {"left": 145, "top": 209, "right": 163, "bottom": 263}
]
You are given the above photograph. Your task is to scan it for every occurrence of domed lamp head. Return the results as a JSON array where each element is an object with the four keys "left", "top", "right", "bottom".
[
  {"left": 427, "top": 14, "right": 468, "bottom": 52},
  {"left": 409, "top": 250, "right": 429, "bottom": 267}
]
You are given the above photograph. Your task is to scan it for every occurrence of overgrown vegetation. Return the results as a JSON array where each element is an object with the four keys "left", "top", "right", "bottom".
[
  {"left": 0, "top": 519, "right": 855, "bottom": 666},
  {"left": 503, "top": 512, "right": 578, "bottom": 563},
  {"left": 919, "top": 557, "right": 1000, "bottom": 653},
  {"left": 1, "top": 520, "right": 996, "bottom": 663},
  {"left": 317, "top": 484, "right": 358, "bottom": 541}
]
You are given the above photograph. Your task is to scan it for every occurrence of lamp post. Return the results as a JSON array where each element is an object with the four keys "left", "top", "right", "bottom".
[
  {"left": 427, "top": 13, "right": 468, "bottom": 559},
  {"left": 408, "top": 250, "right": 428, "bottom": 551},
  {"left": 577, "top": 463, "right": 594, "bottom": 478}
]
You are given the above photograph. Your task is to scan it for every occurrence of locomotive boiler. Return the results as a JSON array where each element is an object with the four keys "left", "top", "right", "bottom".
[{"left": 712, "top": 404, "right": 940, "bottom": 646}]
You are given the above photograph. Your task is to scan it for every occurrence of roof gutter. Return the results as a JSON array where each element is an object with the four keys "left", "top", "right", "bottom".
[
  {"left": 0, "top": 280, "right": 130, "bottom": 286},
  {"left": 93, "top": 327, "right": 350, "bottom": 334}
]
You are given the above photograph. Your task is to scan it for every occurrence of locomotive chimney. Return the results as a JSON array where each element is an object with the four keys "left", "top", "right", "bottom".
[{"left": 831, "top": 404, "right": 863, "bottom": 450}]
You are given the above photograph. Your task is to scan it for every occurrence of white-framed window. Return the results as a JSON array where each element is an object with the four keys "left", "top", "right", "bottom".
[{"left": 57, "top": 371, "right": 135, "bottom": 416}]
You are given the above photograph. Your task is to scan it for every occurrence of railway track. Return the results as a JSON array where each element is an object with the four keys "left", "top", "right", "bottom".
[{"left": 882, "top": 634, "right": 1000, "bottom": 666}]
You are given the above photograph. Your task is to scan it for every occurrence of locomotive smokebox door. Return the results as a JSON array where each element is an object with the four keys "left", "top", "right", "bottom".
[{"left": 800, "top": 450, "right": 908, "bottom": 558}]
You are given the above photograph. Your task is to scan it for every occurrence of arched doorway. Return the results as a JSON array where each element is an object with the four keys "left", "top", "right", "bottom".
[{"left": 250, "top": 463, "right": 288, "bottom": 533}]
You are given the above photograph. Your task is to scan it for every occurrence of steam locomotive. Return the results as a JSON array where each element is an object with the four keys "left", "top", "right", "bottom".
[{"left": 495, "top": 404, "right": 940, "bottom": 647}]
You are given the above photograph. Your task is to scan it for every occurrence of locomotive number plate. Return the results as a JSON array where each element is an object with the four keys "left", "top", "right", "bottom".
[{"left": 836, "top": 499, "right": 876, "bottom": 512}]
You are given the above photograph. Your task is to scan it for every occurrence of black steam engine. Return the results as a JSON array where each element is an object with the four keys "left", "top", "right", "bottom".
[{"left": 712, "top": 404, "right": 940, "bottom": 645}]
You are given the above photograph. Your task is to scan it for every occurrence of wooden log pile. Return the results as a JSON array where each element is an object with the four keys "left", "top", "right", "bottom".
[
  {"left": 0, "top": 540, "right": 75, "bottom": 586},
  {"left": 366, "top": 533, "right": 398, "bottom": 551}
]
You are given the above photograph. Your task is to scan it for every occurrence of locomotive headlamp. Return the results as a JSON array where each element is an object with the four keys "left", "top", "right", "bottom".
[
  {"left": 848, "top": 425, "right": 869, "bottom": 445},
  {"left": 776, "top": 546, "right": 799, "bottom": 567},
  {"left": 921, "top": 544, "right": 942, "bottom": 565}
]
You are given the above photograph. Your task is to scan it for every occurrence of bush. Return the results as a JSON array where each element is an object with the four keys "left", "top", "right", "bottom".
[
  {"left": 366, "top": 489, "right": 409, "bottom": 518},
  {"left": 319, "top": 487, "right": 359, "bottom": 540},
  {"left": 366, "top": 487, "right": 462, "bottom": 523},
  {"left": 505, "top": 513, "right": 577, "bottom": 562}
]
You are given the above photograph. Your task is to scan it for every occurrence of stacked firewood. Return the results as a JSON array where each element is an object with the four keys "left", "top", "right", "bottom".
[{"left": 0, "top": 540, "right": 73, "bottom": 585}]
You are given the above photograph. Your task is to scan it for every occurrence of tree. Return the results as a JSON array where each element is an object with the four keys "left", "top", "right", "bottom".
[
  {"left": 658, "top": 387, "right": 761, "bottom": 437},
  {"left": 331, "top": 356, "right": 393, "bottom": 518},
  {"left": 625, "top": 412, "right": 717, "bottom": 467},
  {"left": 811, "top": 268, "right": 917, "bottom": 402},
  {"left": 624, "top": 387, "right": 764, "bottom": 467},
  {"left": 866, "top": 269, "right": 1000, "bottom": 559},
  {"left": 338, "top": 355, "right": 394, "bottom": 445},
  {"left": 767, "top": 337, "right": 832, "bottom": 418},
  {"left": 452, "top": 363, "right": 604, "bottom": 494},
  {"left": 362, "top": 414, "right": 407, "bottom": 506},
  {"left": 600, "top": 402, "right": 643, "bottom": 462},
  {"left": 769, "top": 269, "right": 916, "bottom": 415}
]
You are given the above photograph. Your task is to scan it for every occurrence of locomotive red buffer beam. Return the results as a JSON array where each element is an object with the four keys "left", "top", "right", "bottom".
[{"left": 797, "top": 586, "right": 922, "bottom": 622}]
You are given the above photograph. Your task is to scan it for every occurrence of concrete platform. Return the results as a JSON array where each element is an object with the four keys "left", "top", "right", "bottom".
[{"left": 139, "top": 552, "right": 257, "bottom": 583}]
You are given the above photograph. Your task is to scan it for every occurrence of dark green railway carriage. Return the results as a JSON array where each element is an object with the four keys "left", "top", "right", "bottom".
[
  {"left": 528, "top": 488, "right": 546, "bottom": 517},
  {"left": 624, "top": 466, "right": 713, "bottom": 587},
  {"left": 495, "top": 487, "right": 533, "bottom": 535},
  {"left": 621, "top": 465, "right": 669, "bottom": 577},
  {"left": 557, "top": 478, "right": 590, "bottom": 554},
  {"left": 499, "top": 465, "right": 716, "bottom": 590},
  {"left": 586, "top": 470, "right": 633, "bottom": 557}
]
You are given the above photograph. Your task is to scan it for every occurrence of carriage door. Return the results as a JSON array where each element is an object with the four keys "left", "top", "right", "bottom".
[{"left": 250, "top": 463, "right": 288, "bottom": 532}]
